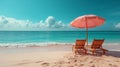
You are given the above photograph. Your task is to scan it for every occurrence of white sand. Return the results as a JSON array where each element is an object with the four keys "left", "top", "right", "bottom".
[{"left": 0, "top": 45, "right": 120, "bottom": 67}]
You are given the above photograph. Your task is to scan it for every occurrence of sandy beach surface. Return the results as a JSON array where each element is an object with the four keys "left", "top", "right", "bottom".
[{"left": 0, "top": 44, "right": 120, "bottom": 67}]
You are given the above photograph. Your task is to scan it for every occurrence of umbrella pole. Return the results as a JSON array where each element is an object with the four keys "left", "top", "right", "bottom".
[
  {"left": 86, "top": 27, "right": 88, "bottom": 45},
  {"left": 85, "top": 17, "right": 88, "bottom": 46}
]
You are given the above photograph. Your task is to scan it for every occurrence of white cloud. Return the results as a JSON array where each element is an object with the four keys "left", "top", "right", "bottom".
[
  {"left": 0, "top": 16, "right": 68, "bottom": 31},
  {"left": 44, "top": 16, "right": 65, "bottom": 28},
  {"left": 115, "top": 23, "right": 120, "bottom": 28}
]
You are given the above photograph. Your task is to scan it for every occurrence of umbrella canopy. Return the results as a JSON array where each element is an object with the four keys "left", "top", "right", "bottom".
[{"left": 71, "top": 14, "right": 105, "bottom": 45}]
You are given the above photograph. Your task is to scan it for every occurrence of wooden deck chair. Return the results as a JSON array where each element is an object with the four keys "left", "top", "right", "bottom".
[
  {"left": 89, "top": 39, "right": 108, "bottom": 55},
  {"left": 72, "top": 40, "right": 87, "bottom": 54}
]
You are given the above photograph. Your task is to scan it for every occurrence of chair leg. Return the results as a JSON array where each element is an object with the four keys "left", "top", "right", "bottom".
[
  {"left": 75, "top": 49, "right": 79, "bottom": 54},
  {"left": 92, "top": 51, "right": 95, "bottom": 55},
  {"left": 101, "top": 48, "right": 108, "bottom": 55},
  {"left": 103, "top": 50, "right": 106, "bottom": 55},
  {"left": 83, "top": 49, "right": 87, "bottom": 54},
  {"left": 91, "top": 49, "right": 96, "bottom": 55}
]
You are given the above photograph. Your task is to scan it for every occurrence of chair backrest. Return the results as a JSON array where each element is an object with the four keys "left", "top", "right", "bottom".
[
  {"left": 91, "top": 39, "right": 104, "bottom": 49},
  {"left": 75, "top": 40, "right": 86, "bottom": 48}
]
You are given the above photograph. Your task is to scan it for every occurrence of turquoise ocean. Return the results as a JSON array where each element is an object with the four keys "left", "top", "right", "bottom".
[{"left": 0, "top": 31, "right": 120, "bottom": 47}]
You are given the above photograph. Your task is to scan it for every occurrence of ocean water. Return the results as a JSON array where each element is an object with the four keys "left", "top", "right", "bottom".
[{"left": 0, "top": 31, "right": 120, "bottom": 46}]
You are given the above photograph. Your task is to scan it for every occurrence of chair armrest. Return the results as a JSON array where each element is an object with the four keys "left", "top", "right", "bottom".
[{"left": 100, "top": 48, "right": 108, "bottom": 51}]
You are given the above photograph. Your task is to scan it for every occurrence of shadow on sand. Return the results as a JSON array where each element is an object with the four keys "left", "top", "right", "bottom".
[{"left": 107, "top": 51, "right": 120, "bottom": 57}]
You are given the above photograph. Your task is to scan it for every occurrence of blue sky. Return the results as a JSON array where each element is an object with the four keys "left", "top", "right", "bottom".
[{"left": 0, "top": 0, "right": 120, "bottom": 31}]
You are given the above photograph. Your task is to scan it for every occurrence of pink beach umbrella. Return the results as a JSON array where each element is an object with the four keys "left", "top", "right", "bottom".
[{"left": 70, "top": 14, "right": 105, "bottom": 45}]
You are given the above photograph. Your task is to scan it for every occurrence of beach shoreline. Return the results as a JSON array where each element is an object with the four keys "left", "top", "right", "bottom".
[{"left": 0, "top": 42, "right": 120, "bottom": 48}]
